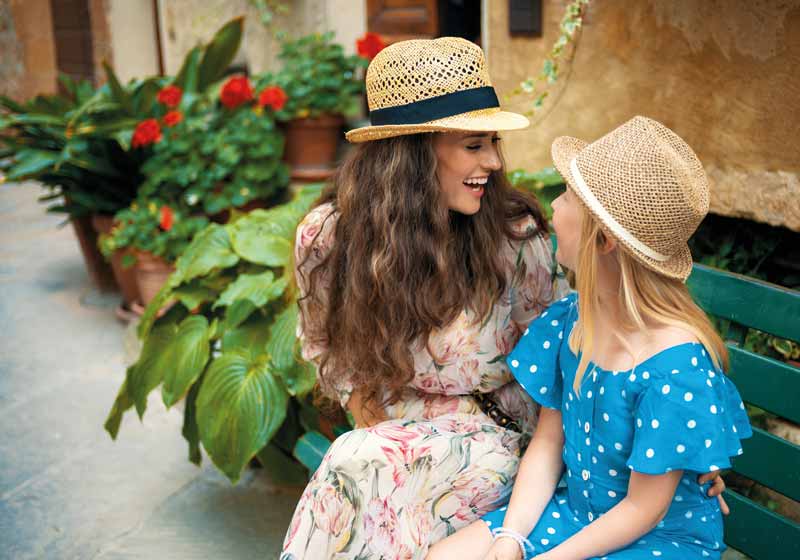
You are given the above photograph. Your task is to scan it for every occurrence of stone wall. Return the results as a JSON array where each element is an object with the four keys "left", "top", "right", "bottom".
[{"left": 486, "top": 0, "right": 800, "bottom": 231}]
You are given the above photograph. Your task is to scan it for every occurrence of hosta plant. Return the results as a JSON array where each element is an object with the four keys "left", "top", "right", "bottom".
[{"left": 104, "top": 184, "right": 325, "bottom": 483}]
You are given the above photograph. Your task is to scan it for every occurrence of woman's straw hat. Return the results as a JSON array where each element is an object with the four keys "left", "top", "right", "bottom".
[
  {"left": 551, "top": 116, "right": 709, "bottom": 282},
  {"left": 345, "top": 37, "right": 529, "bottom": 143}
]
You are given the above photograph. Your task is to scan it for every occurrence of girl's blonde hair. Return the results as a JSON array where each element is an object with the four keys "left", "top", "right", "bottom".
[{"left": 569, "top": 208, "right": 728, "bottom": 393}]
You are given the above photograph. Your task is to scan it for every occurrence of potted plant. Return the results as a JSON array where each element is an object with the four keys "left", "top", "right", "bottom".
[
  {"left": 99, "top": 201, "right": 209, "bottom": 306},
  {"left": 267, "top": 31, "right": 380, "bottom": 179},
  {"left": 105, "top": 184, "right": 327, "bottom": 485}
]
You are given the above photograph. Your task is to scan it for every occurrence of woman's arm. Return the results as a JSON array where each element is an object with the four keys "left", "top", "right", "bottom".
[
  {"left": 495, "top": 407, "right": 565, "bottom": 538},
  {"left": 535, "top": 470, "right": 683, "bottom": 560}
]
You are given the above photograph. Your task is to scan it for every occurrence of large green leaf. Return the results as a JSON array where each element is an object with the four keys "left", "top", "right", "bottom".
[
  {"left": 213, "top": 270, "right": 287, "bottom": 309},
  {"left": 197, "top": 17, "right": 244, "bottom": 92},
  {"left": 220, "top": 299, "right": 257, "bottom": 332},
  {"left": 132, "top": 78, "right": 162, "bottom": 115},
  {"left": 127, "top": 322, "right": 179, "bottom": 417},
  {"left": 161, "top": 315, "right": 212, "bottom": 408},
  {"left": 6, "top": 149, "right": 59, "bottom": 180},
  {"left": 265, "top": 303, "right": 298, "bottom": 372},
  {"left": 182, "top": 377, "right": 203, "bottom": 465},
  {"left": 173, "top": 281, "right": 219, "bottom": 310},
  {"left": 104, "top": 378, "right": 134, "bottom": 439},
  {"left": 137, "top": 277, "right": 182, "bottom": 340},
  {"left": 174, "top": 224, "right": 240, "bottom": 284},
  {"left": 174, "top": 46, "right": 203, "bottom": 93},
  {"left": 222, "top": 313, "right": 271, "bottom": 356},
  {"left": 196, "top": 351, "right": 289, "bottom": 483},
  {"left": 103, "top": 62, "right": 134, "bottom": 116},
  {"left": 231, "top": 231, "right": 292, "bottom": 267}
]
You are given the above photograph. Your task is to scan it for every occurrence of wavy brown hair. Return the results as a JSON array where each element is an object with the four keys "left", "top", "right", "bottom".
[{"left": 297, "top": 133, "right": 548, "bottom": 411}]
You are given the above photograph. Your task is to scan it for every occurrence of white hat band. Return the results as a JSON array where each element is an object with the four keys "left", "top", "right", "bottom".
[{"left": 569, "top": 158, "right": 670, "bottom": 262}]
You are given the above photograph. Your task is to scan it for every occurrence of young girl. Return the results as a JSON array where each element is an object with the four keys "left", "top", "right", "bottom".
[{"left": 427, "top": 116, "right": 752, "bottom": 560}]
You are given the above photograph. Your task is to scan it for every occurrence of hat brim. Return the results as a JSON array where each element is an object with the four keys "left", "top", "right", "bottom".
[
  {"left": 551, "top": 135, "right": 694, "bottom": 282},
  {"left": 345, "top": 108, "right": 530, "bottom": 143}
]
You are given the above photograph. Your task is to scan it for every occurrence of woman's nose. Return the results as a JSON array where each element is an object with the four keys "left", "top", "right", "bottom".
[{"left": 482, "top": 148, "right": 501, "bottom": 171}]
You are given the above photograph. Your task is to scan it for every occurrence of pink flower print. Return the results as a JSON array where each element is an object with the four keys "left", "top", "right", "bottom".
[
  {"left": 368, "top": 423, "right": 422, "bottom": 445},
  {"left": 283, "top": 487, "right": 310, "bottom": 548},
  {"left": 518, "top": 263, "right": 554, "bottom": 316},
  {"left": 456, "top": 358, "right": 481, "bottom": 391},
  {"left": 403, "top": 502, "right": 432, "bottom": 548},
  {"left": 363, "top": 497, "right": 400, "bottom": 556},
  {"left": 428, "top": 312, "right": 481, "bottom": 366},
  {"left": 312, "top": 483, "right": 356, "bottom": 538},
  {"left": 298, "top": 221, "right": 320, "bottom": 250},
  {"left": 494, "top": 321, "right": 523, "bottom": 356},
  {"left": 451, "top": 472, "right": 504, "bottom": 522},
  {"left": 421, "top": 394, "right": 461, "bottom": 420},
  {"left": 381, "top": 443, "right": 432, "bottom": 486}
]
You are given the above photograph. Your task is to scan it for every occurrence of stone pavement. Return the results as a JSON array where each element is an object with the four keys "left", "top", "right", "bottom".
[{"left": 0, "top": 183, "right": 301, "bottom": 559}]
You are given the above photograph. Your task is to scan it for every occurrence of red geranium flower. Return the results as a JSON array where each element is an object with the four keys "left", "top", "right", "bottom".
[
  {"left": 257, "top": 86, "right": 288, "bottom": 111},
  {"left": 157, "top": 84, "right": 182, "bottom": 108},
  {"left": 159, "top": 206, "right": 174, "bottom": 231},
  {"left": 163, "top": 110, "right": 183, "bottom": 127},
  {"left": 131, "top": 118, "right": 162, "bottom": 148},
  {"left": 220, "top": 75, "right": 254, "bottom": 109},
  {"left": 356, "top": 32, "right": 385, "bottom": 60}
]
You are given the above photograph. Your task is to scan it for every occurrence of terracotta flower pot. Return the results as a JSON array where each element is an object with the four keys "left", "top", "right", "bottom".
[
  {"left": 71, "top": 214, "right": 118, "bottom": 292},
  {"left": 91, "top": 214, "right": 141, "bottom": 307},
  {"left": 133, "top": 250, "right": 175, "bottom": 306},
  {"left": 284, "top": 114, "right": 344, "bottom": 181}
]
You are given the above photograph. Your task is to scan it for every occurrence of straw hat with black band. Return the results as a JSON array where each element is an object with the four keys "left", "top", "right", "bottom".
[
  {"left": 551, "top": 116, "right": 709, "bottom": 282},
  {"left": 346, "top": 37, "right": 529, "bottom": 143}
]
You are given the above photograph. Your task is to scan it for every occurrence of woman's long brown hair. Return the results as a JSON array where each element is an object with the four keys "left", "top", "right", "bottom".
[{"left": 297, "top": 133, "right": 548, "bottom": 411}]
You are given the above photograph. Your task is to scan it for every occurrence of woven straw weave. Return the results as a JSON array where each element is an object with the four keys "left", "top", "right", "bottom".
[{"left": 552, "top": 116, "right": 709, "bottom": 281}]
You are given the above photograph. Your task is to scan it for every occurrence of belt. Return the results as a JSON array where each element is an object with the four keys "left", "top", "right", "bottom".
[{"left": 472, "top": 391, "right": 521, "bottom": 433}]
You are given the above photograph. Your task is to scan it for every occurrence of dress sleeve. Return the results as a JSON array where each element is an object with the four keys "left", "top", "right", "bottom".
[
  {"left": 294, "top": 203, "right": 353, "bottom": 407},
  {"left": 506, "top": 293, "right": 577, "bottom": 410},
  {"left": 626, "top": 350, "right": 753, "bottom": 474},
  {"left": 505, "top": 215, "right": 569, "bottom": 326}
]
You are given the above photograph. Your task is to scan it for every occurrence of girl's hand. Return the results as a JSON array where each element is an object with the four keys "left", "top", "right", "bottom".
[
  {"left": 483, "top": 537, "right": 524, "bottom": 560},
  {"left": 698, "top": 470, "right": 730, "bottom": 515}
]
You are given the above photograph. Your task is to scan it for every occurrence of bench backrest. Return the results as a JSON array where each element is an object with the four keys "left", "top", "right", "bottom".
[{"left": 688, "top": 263, "right": 800, "bottom": 558}]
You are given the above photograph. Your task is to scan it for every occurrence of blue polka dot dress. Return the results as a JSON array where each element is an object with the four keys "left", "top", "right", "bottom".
[{"left": 482, "top": 293, "right": 752, "bottom": 559}]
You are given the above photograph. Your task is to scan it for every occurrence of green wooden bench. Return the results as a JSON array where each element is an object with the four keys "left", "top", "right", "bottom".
[
  {"left": 687, "top": 263, "right": 800, "bottom": 558},
  {"left": 293, "top": 263, "right": 800, "bottom": 558}
]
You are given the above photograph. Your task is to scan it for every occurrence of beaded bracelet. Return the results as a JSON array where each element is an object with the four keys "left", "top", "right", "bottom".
[{"left": 491, "top": 526, "right": 533, "bottom": 559}]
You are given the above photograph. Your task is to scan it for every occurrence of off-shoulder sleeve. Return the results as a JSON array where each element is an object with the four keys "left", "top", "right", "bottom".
[
  {"left": 506, "top": 293, "right": 577, "bottom": 410},
  {"left": 505, "top": 215, "right": 570, "bottom": 326},
  {"left": 626, "top": 347, "right": 753, "bottom": 474},
  {"left": 294, "top": 203, "right": 353, "bottom": 406}
]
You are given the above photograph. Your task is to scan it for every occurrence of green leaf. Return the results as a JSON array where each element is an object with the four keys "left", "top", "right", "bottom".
[
  {"left": 231, "top": 231, "right": 292, "bottom": 267},
  {"left": 127, "top": 321, "right": 179, "bottom": 418},
  {"left": 196, "top": 351, "right": 289, "bottom": 483},
  {"left": 214, "top": 270, "right": 287, "bottom": 309},
  {"left": 6, "top": 149, "right": 59, "bottom": 180},
  {"left": 137, "top": 277, "right": 181, "bottom": 340},
  {"left": 103, "top": 62, "right": 134, "bottom": 115},
  {"left": 221, "top": 299, "right": 257, "bottom": 331},
  {"left": 161, "top": 315, "right": 212, "bottom": 408},
  {"left": 174, "top": 46, "right": 203, "bottom": 93},
  {"left": 174, "top": 224, "right": 240, "bottom": 284},
  {"left": 173, "top": 281, "right": 219, "bottom": 310},
  {"left": 222, "top": 313, "right": 271, "bottom": 356},
  {"left": 132, "top": 78, "right": 162, "bottom": 115},
  {"left": 182, "top": 375, "right": 203, "bottom": 465},
  {"left": 265, "top": 303, "right": 298, "bottom": 372},
  {"left": 292, "top": 430, "right": 332, "bottom": 473},
  {"left": 104, "top": 378, "right": 134, "bottom": 439},
  {"left": 197, "top": 17, "right": 244, "bottom": 92}
]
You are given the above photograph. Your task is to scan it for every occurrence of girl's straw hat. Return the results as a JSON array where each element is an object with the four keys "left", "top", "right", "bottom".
[
  {"left": 345, "top": 37, "right": 529, "bottom": 143},
  {"left": 551, "top": 116, "right": 709, "bottom": 282}
]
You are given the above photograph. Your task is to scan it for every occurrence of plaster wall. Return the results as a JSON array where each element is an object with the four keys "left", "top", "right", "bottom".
[{"left": 0, "top": 0, "right": 57, "bottom": 100}]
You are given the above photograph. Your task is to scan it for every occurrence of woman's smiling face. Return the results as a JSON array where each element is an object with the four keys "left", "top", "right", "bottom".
[{"left": 432, "top": 132, "right": 502, "bottom": 215}]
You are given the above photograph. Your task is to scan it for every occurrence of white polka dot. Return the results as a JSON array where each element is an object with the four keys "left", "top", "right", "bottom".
[
  {"left": 646, "top": 448, "right": 655, "bottom": 458},
  {"left": 511, "top": 359, "right": 519, "bottom": 368},
  {"left": 584, "top": 422, "right": 591, "bottom": 433},
  {"left": 587, "top": 390, "right": 593, "bottom": 398},
  {"left": 609, "top": 469, "right": 618, "bottom": 476},
  {"left": 676, "top": 444, "right": 686, "bottom": 453},
  {"left": 662, "top": 384, "right": 671, "bottom": 395},
  {"left": 691, "top": 357, "right": 698, "bottom": 366},
  {"left": 592, "top": 456, "right": 598, "bottom": 464},
  {"left": 705, "top": 439, "right": 712, "bottom": 448},
  {"left": 501, "top": 506, "right": 507, "bottom": 511},
  {"left": 675, "top": 495, "right": 683, "bottom": 502},
  {"left": 710, "top": 405, "right": 718, "bottom": 414},
  {"left": 540, "top": 386, "right": 548, "bottom": 394},
  {"left": 701, "top": 516, "right": 707, "bottom": 522},
  {"left": 529, "top": 364, "right": 538, "bottom": 373},
  {"left": 684, "top": 392, "right": 694, "bottom": 402},
  {"left": 541, "top": 538, "right": 550, "bottom": 545},
  {"left": 568, "top": 392, "right": 573, "bottom": 401},
  {"left": 524, "top": 329, "right": 529, "bottom": 336},
  {"left": 733, "top": 425, "right": 738, "bottom": 433},
  {"left": 486, "top": 520, "right": 492, "bottom": 526},
  {"left": 543, "top": 340, "right": 551, "bottom": 349},
  {"left": 547, "top": 527, "right": 556, "bottom": 534},
  {"left": 542, "top": 311, "right": 549, "bottom": 317},
  {"left": 710, "top": 465, "right": 719, "bottom": 471},
  {"left": 582, "top": 469, "right": 590, "bottom": 480},
  {"left": 565, "top": 402, "right": 570, "bottom": 410},
  {"left": 603, "top": 413, "right": 610, "bottom": 422},
  {"left": 671, "top": 369, "right": 680, "bottom": 374},
  {"left": 702, "top": 551, "right": 709, "bottom": 557},
  {"left": 629, "top": 373, "right": 637, "bottom": 382},
  {"left": 740, "top": 402, "right": 745, "bottom": 410},
  {"left": 577, "top": 452, "right": 582, "bottom": 461},
  {"left": 685, "top": 511, "right": 693, "bottom": 519},
  {"left": 651, "top": 419, "right": 660, "bottom": 429},
  {"left": 637, "top": 418, "right": 643, "bottom": 428},
  {"left": 585, "top": 437, "right": 591, "bottom": 446},
  {"left": 608, "top": 490, "right": 617, "bottom": 497},
  {"left": 702, "top": 349, "right": 706, "bottom": 356},
  {"left": 551, "top": 320, "right": 559, "bottom": 326},
  {"left": 622, "top": 389, "right": 627, "bottom": 398},
  {"left": 612, "top": 370, "right": 619, "bottom": 376},
  {"left": 614, "top": 442, "right": 623, "bottom": 451},
  {"left": 583, "top": 489, "right": 589, "bottom": 498},
  {"left": 653, "top": 551, "right": 662, "bottom": 557},
  {"left": 707, "top": 379, "right": 713, "bottom": 387},
  {"left": 687, "top": 419, "right": 697, "bottom": 429},
  {"left": 642, "top": 371, "right": 650, "bottom": 380},
  {"left": 588, "top": 512, "right": 594, "bottom": 521},
  {"left": 709, "top": 370, "right": 716, "bottom": 378},
  {"left": 558, "top": 499, "right": 566, "bottom": 505},
  {"left": 592, "top": 371, "right": 598, "bottom": 382},
  {"left": 600, "top": 386, "right": 605, "bottom": 395},
  {"left": 598, "top": 444, "right": 605, "bottom": 453},
  {"left": 559, "top": 330, "right": 563, "bottom": 340},
  {"left": 552, "top": 511, "right": 561, "bottom": 518}
]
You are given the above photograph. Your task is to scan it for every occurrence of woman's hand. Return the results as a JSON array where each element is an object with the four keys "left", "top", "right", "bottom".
[
  {"left": 483, "top": 537, "right": 523, "bottom": 560},
  {"left": 698, "top": 470, "right": 729, "bottom": 515}
]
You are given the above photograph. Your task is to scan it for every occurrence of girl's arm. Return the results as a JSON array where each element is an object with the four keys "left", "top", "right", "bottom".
[
  {"left": 495, "top": 407, "right": 565, "bottom": 538},
  {"left": 535, "top": 470, "right": 683, "bottom": 560}
]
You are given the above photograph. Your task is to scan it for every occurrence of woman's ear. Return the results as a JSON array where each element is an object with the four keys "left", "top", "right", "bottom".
[{"left": 597, "top": 230, "right": 617, "bottom": 255}]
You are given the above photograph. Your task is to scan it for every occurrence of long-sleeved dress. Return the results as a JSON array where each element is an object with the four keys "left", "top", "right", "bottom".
[{"left": 280, "top": 202, "right": 567, "bottom": 560}]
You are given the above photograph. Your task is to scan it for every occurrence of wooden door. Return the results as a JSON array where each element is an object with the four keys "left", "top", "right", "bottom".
[{"left": 367, "top": 0, "right": 439, "bottom": 44}]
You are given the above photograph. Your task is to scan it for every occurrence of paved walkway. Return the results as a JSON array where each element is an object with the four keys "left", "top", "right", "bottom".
[{"left": 0, "top": 184, "right": 300, "bottom": 559}]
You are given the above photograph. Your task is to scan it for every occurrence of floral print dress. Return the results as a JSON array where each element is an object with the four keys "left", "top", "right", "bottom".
[{"left": 281, "top": 203, "right": 567, "bottom": 560}]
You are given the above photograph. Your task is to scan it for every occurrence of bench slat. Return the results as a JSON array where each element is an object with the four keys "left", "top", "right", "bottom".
[
  {"left": 731, "top": 427, "right": 800, "bottom": 503},
  {"left": 688, "top": 264, "right": 800, "bottom": 342},
  {"left": 727, "top": 345, "right": 800, "bottom": 425},
  {"left": 723, "top": 490, "right": 800, "bottom": 558}
]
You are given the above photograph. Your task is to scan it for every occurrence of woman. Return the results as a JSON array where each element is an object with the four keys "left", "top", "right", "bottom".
[{"left": 280, "top": 38, "right": 724, "bottom": 560}]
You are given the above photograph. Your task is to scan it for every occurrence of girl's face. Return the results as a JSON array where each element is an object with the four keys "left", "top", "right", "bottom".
[
  {"left": 432, "top": 132, "right": 502, "bottom": 215},
  {"left": 551, "top": 186, "right": 584, "bottom": 270}
]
